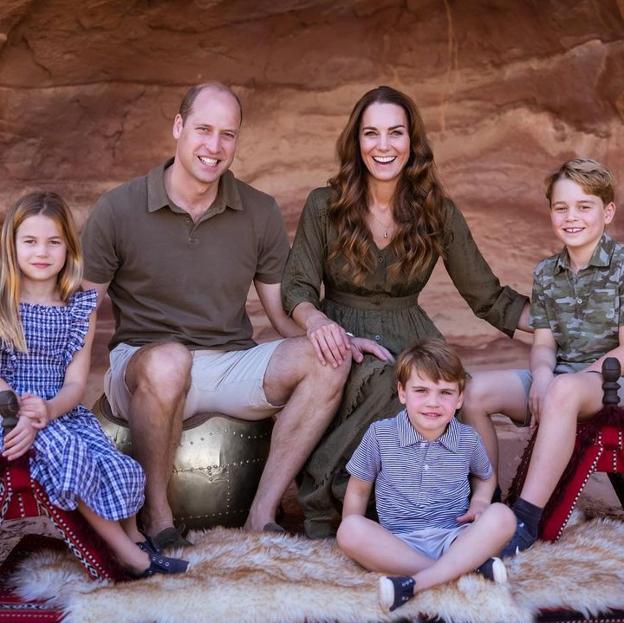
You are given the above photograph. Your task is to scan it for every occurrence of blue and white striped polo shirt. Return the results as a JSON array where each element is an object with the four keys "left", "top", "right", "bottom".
[{"left": 346, "top": 411, "right": 492, "bottom": 534}]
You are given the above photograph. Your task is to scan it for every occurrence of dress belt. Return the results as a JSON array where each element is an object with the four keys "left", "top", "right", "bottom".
[{"left": 325, "top": 289, "right": 421, "bottom": 311}]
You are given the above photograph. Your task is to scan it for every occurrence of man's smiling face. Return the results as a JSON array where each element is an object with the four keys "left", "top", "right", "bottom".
[{"left": 172, "top": 86, "right": 242, "bottom": 187}]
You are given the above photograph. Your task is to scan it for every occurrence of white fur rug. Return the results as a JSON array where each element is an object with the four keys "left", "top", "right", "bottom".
[{"left": 9, "top": 517, "right": 624, "bottom": 623}]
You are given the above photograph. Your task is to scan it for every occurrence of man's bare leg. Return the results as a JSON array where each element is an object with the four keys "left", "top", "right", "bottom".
[
  {"left": 244, "top": 337, "right": 351, "bottom": 530},
  {"left": 125, "top": 342, "right": 192, "bottom": 537}
]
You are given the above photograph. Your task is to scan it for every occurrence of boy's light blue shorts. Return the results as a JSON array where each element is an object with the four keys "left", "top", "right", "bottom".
[
  {"left": 511, "top": 363, "right": 624, "bottom": 427},
  {"left": 395, "top": 524, "right": 468, "bottom": 560}
]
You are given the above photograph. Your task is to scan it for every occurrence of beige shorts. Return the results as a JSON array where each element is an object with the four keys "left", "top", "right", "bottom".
[{"left": 105, "top": 340, "right": 285, "bottom": 421}]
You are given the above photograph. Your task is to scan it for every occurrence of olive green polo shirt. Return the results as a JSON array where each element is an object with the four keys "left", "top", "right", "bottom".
[
  {"left": 82, "top": 158, "right": 289, "bottom": 351},
  {"left": 530, "top": 234, "right": 624, "bottom": 366}
]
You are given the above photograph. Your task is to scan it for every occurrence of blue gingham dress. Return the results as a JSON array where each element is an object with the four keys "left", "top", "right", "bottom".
[{"left": 0, "top": 290, "right": 145, "bottom": 520}]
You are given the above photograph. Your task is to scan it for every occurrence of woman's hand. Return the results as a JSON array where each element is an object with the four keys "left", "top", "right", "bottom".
[
  {"left": 305, "top": 315, "right": 351, "bottom": 368},
  {"left": 349, "top": 337, "right": 394, "bottom": 364},
  {"left": 2, "top": 414, "right": 39, "bottom": 460},
  {"left": 19, "top": 394, "right": 51, "bottom": 429}
]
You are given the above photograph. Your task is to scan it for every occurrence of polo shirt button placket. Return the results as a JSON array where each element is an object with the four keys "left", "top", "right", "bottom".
[{"left": 188, "top": 219, "right": 199, "bottom": 245}]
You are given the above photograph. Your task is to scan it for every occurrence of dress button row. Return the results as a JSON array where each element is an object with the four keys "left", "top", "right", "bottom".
[{"left": 374, "top": 335, "right": 382, "bottom": 342}]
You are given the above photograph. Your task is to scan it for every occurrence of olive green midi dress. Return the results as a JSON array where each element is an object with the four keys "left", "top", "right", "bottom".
[{"left": 282, "top": 187, "right": 528, "bottom": 538}]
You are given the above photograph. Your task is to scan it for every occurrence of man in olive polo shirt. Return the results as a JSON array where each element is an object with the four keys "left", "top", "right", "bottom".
[{"left": 81, "top": 82, "right": 352, "bottom": 548}]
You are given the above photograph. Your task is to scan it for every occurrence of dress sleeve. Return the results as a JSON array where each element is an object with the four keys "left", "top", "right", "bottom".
[
  {"left": 442, "top": 200, "right": 528, "bottom": 338},
  {"left": 65, "top": 289, "right": 97, "bottom": 364},
  {"left": 0, "top": 341, "right": 16, "bottom": 390},
  {"left": 281, "top": 188, "right": 329, "bottom": 315}
]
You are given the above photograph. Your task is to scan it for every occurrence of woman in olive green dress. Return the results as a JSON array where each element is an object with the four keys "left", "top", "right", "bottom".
[{"left": 282, "top": 85, "right": 530, "bottom": 538}]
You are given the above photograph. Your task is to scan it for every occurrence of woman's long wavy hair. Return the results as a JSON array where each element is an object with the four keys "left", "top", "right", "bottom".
[
  {"left": 328, "top": 86, "right": 447, "bottom": 285},
  {"left": 0, "top": 192, "right": 83, "bottom": 352}
]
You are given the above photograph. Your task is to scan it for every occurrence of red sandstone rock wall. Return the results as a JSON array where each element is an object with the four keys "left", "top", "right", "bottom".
[{"left": 1, "top": 0, "right": 623, "bottom": 368}]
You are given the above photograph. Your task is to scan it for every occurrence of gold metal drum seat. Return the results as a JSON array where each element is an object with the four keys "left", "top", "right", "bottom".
[{"left": 93, "top": 395, "right": 273, "bottom": 530}]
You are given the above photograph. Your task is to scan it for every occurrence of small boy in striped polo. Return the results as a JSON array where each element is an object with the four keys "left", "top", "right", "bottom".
[{"left": 336, "top": 339, "right": 517, "bottom": 612}]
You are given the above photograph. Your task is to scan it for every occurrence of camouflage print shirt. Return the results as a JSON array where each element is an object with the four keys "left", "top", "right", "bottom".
[{"left": 530, "top": 234, "right": 624, "bottom": 368}]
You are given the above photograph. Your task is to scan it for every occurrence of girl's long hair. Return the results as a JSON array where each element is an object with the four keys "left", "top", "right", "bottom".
[
  {"left": 0, "top": 192, "right": 83, "bottom": 352},
  {"left": 328, "top": 86, "right": 447, "bottom": 285}
]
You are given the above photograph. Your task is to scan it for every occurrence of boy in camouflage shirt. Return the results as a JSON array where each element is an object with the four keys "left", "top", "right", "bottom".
[{"left": 461, "top": 158, "right": 623, "bottom": 556}]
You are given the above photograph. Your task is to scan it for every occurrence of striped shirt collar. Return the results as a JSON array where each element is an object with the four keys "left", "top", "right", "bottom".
[{"left": 397, "top": 410, "right": 460, "bottom": 452}]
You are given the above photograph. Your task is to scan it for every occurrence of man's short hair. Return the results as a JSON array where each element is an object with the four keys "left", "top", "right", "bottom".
[
  {"left": 395, "top": 338, "right": 468, "bottom": 392},
  {"left": 178, "top": 82, "right": 243, "bottom": 124},
  {"left": 545, "top": 158, "right": 615, "bottom": 205}
]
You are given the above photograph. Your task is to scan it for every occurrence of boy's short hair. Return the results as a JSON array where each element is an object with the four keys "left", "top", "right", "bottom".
[
  {"left": 545, "top": 158, "right": 615, "bottom": 205},
  {"left": 396, "top": 338, "right": 468, "bottom": 392}
]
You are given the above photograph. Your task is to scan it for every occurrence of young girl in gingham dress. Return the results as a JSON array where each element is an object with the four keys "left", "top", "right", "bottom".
[{"left": 0, "top": 191, "right": 188, "bottom": 577}]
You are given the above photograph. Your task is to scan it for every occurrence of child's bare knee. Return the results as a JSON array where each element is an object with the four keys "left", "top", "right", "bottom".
[
  {"left": 543, "top": 373, "right": 586, "bottom": 410},
  {"left": 489, "top": 503, "right": 516, "bottom": 536},
  {"left": 336, "top": 515, "right": 364, "bottom": 551},
  {"left": 463, "top": 374, "right": 505, "bottom": 416}
]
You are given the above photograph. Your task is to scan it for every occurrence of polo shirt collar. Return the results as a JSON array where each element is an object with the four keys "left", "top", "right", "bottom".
[
  {"left": 397, "top": 410, "right": 460, "bottom": 452},
  {"left": 146, "top": 158, "right": 243, "bottom": 214},
  {"left": 554, "top": 234, "right": 614, "bottom": 274},
  {"left": 212, "top": 168, "right": 243, "bottom": 213},
  {"left": 146, "top": 158, "right": 173, "bottom": 213}
]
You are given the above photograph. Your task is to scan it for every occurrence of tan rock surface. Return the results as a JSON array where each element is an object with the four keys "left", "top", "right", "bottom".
[{"left": 0, "top": 0, "right": 622, "bottom": 355}]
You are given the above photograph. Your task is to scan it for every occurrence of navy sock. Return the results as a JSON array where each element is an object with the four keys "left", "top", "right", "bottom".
[{"left": 512, "top": 497, "right": 543, "bottom": 537}]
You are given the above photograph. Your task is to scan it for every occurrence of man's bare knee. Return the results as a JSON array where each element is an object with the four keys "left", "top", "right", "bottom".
[
  {"left": 265, "top": 337, "right": 351, "bottom": 404},
  {"left": 310, "top": 342, "right": 352, "bottom": 386},
  {"left": 127, "top": 342, "right": 192, "bottom": 401}
]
